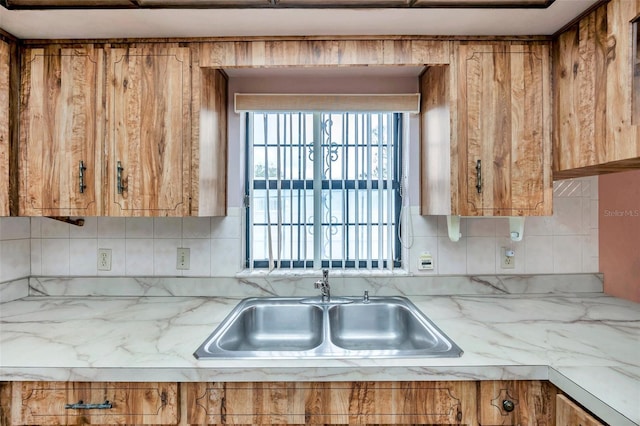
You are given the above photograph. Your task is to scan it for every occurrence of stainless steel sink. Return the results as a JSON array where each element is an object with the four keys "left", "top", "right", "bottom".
[{"left": 194, "top": 296, "right": 463, "bottom": 359}]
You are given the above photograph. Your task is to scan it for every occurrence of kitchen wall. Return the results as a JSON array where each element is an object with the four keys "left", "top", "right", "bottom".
[
  {"left": 599, "top": 169, "right": 640, "bottom": 303},
  {"left": 22, "top": 176, "right": 598, "bottom": 278},
  {"left": 0, "top": 217, "right": 30, "bottom": 282},
  {"left": 1, "top": 73, "right": 600, "bottom": 282}
]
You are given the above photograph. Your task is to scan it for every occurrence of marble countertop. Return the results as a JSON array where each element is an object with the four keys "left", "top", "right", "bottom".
[{"left": 1, "top": 291, "right": 638, "bottom": 425}]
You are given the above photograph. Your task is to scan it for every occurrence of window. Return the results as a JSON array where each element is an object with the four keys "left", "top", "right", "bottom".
[{"left": 245, "top": 111, "right": 402, "bottom": 270}]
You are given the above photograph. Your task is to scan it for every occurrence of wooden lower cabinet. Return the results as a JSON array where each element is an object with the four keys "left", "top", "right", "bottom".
[
  {"left": 186, "top": 381, "right": 477, "bottom": 425},
  {"left": 479, "top": 381, "right": 556, "bottom": 425},
  {"left": 4, "top": 382, "right": 178, "bottom": 425},
  {"left": 556, "top": 394, "right": 604, "bottom": 426},
  {"left": 0, "top": 380, "right": 607, "bottom": 426}
]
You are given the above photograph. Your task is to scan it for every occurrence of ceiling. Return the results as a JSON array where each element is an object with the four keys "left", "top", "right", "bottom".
[{"left": 0, "top": 0, "right": 599, "bottom": 39}]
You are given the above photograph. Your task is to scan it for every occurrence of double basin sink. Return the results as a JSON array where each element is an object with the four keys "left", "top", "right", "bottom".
[{"left": 194, "top": 296, "right": 463, "bottom": 359}]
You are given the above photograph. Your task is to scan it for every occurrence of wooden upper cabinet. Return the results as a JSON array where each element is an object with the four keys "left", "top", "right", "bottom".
[
  {"left": 421, "top": 42, "right": 552, "bottom": 217},
  {"left": 0, "top": 39, "right": 10, "bottom": 216},
  {"left": 553, "top": 3, "right": 608, "bottom": 178},
  {"left": 18, "top": 46, "right": 103, "bottom": 216},
  {"left": 456, "top": 43, "right": 552, "bottom": 216},
  {"left": 553, "top": 0, "right": 640, "bottom": 178},
  {"left": 105, "top": 46, "right": 191, "bottom": 216}
]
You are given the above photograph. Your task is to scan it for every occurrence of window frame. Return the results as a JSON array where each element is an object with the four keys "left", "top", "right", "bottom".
[{"left": 244, "top": 111, "right": 403, "bottom": 270}]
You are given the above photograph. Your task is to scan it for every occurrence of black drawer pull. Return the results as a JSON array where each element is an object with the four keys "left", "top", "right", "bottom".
[{"left": 65, "top": 400, "right": 113, "bottom": 410}]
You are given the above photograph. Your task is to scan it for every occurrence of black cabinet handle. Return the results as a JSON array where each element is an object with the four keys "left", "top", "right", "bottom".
[
  {"left": 65, "top": 400, "right": 113, "bottom": 410},
  {"left": 79, "top": 161, "right": 87, "bottom": 194},
  {"left": 475, "top": 159, "right": 482, "bottom": 194},
  {"left": 117, "top": 161, "right": 125, "bottom": 194}
]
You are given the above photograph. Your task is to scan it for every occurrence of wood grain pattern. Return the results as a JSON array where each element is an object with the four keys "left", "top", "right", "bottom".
[
  {"left": 186, "top": 381, "right": 478, "bottom": 425},
  {"left": 10, "top": 381, "right": 178, "bottom": 425},
  {"left": 420, "top": 65, "right": 452, "bottom": 215},
  {"left": 0, "top": 40, "right": 9, "bottom": 216},
  {"left": 556, "top": 394, "right": 604, "bottom": 426},
  {"left": 199, "top": 39, "right": 450, "bottom": 67},
  {"left": 106, "top": 46, "right": 191, "bottom": 216},
  {"left": 18, "top": 46, "right": 103, "bottom": 216},
  {"left": 479, "top": 380, "right": 556, "bottom": 425},
  {"left": 553, "top": 3, "right": 608, "bottom": 174},
  {"left": 456, "top": 42, "right": 551, "bottom": 216},
  {"left": 197, "top": 68, "right": 228, "bottom": 217},
  {"left": 606, "top": 0, "right": 640, "bottom": 163}
]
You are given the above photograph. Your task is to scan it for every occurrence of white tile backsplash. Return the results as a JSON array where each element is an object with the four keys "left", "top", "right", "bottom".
[
  {"left": 69, "top": 239, "right": 98, "bottom": 276},
  {"left": 98, "top": 217, "right": 126, "bottom": 238},
  {"left": 0, "top": 217, "right": 30, "bottom": 240},
  {"left": 41, "top": 239, "right": 70, "bottom": 275},
  {"left": 437, "top": 236, "right": 467, "bottom": 274},
  {"left": 183, "top": 217, "right": 211, "bottom": 239},
  {"left": 553, "top": 235, "right": 584, "bottom": 273},
  {"left": 183, "top": 238, "right": 211, "bottom": 276},
  {"left": 126, "top": 218, "right": 154, "bottom": 238},
  {"left": 154, "top": 217, "right": 181, "bottom": 238},
  {"left": 15, "top": 177, "right": 600, "bottom": 279},
  {"left": 96, "top": 238, "right": 126, "bottom": 276},
  {"left": 125, "top": 239, "right": 154, "bottom": 276},
  {"left": 466, "top": 237, "right": 496, "bottom": 274},
  {"left": 0, "top": 239, "right": 30, "bottom": 281},
  {"left": 41, "top": 218, "right": 70, "bottom": 238},
  {"left": 70, "top": 217, "right": 98, "bottom": 238},
  {"left": 525, "top": 235, "right": 554, "bottom": 274},
  {"left": 153, "top": 238, "right": 182, "bottom": 275}
]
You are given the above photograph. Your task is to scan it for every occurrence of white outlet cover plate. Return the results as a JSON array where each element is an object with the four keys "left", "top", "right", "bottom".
[{"left": 97, "top": 248, "right": 112, "bottom": 271}]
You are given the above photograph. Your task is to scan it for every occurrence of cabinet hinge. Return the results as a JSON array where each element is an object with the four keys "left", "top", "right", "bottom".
[{"left": 243, "top": 194, "right": 250, "bottom": 208}]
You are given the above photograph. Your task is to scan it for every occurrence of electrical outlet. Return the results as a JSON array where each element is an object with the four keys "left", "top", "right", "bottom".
[
  {"left": 501, "top": 247, "right": 516, "bottom": 269},
  {"left": 177, "top": 248, "right": 190, "bottom": 270},
  {"left": 97, "top": 248, "right": 112, "bottom": 271}
]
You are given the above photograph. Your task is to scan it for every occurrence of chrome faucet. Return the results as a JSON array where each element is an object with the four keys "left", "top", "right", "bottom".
[{"left": 314, "top": 269, "right": 330, "bottom": 302}]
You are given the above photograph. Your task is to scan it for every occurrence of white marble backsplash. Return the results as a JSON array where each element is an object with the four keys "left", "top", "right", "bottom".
[{"left": 27, "top": 273, "right": 604, "bottom": 298}]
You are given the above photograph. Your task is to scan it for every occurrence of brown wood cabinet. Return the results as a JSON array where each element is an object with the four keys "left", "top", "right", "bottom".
[
  {"left": 105, "top": 46, "right": 191, "bottom": 217},
  {"left": 420, "top": 42, "right": 552, "bottom": 216},
  {"left": 7, "top": 382, "right": 178, "bottom": 425},
  {"left": 186, "top": 381, "right": 478, "bottom": 425},
  {"left": 15, "top": 44, "right": 228, "bottom": 217},
  {"left": 556, "top": 394, "right": 604, "bottom": 426},
  {"left": 18, "top": 46, "right": 104, "bottom": 216},
  {"left": 479, "top": 380, "right": 556, "bottom": 425},
  {"left": 1, "top": 380, "right": 609, "bottom": 426},
  {"left": 553, "top": 0, "right": 640, "bottom": 178},
  {"left": 0, "top": 39, "right": 10, "bottom": 216}
]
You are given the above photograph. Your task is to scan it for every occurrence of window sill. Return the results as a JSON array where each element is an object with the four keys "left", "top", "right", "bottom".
[{"left": 236, "top": 268, "right": 411, "bottom": 279}]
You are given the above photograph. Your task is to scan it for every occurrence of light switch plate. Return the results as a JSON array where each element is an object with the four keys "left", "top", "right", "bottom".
[{"left": 177, "top": 248, "right": 190, "bottom": 270}]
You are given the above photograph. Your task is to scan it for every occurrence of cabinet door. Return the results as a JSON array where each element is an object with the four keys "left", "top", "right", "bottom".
[
  {"left": 479, "top": 380, "right": 556, "bottom": 425},
  {"left": 556, "top": 394, "right": 604, "bottom": 426},
  {"left": 186, "top": 381, "right": 478, "bottom": 425},
  {"left": 457, "top": 43, "right": 552, "bottom": 216},
  {"left": 9, "top": 381, "right": 178, "bottom": 425},
  {"left": 19, "top": 47, "right": 103, "bottom": 216},
  {"left": 106, "top": 47, "right": 191, "bottom": 217},
  {"left": 0, "top": 39, "right": 10, "bottom": 216},
  {"left": 552, "top": 3, "right": 608, "bottom": 178}
]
